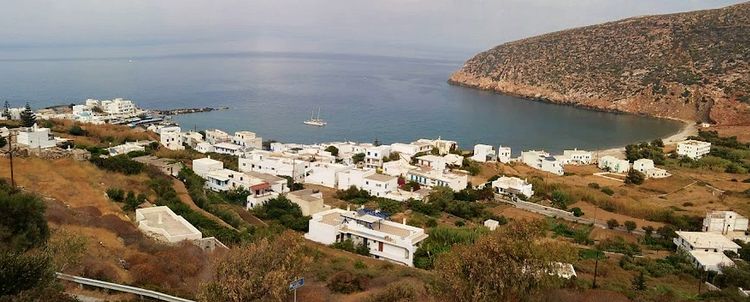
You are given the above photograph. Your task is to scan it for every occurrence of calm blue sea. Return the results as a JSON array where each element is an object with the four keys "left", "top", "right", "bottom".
[{"left": 0, "top": 52, "right": 681, "bottom": 154}]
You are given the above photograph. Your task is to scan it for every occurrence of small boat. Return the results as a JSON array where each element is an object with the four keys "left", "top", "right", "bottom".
[{"left": 304, "top": 108, "right": 327, "bottom": 127}]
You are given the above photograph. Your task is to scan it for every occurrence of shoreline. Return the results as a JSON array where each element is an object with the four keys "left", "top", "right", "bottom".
[{"left": 595, "top": 119, "right": 697, "bottom": 159}]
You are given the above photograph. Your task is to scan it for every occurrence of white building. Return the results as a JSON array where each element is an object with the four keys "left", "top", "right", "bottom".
[
  {"left": 205, "top": 129, "right": 231, "bottom": 145},
  {"left": 135, "top": 206, "right": 202, "bottom": 243},
  {"left": 415, "top": 155, "right": 447, "bottom": 172},
  {"left": 204, "top": 169, "right": 253, "bottom": 192},
  {"left": 232, "top": 131, "right": 262, "bottom": 150},
  {"left": 632, "top": 158, "right": 670, "bottom": 179},
  {"left": 192, "top": 157, "right": 224, "bottom": 178},
  {"left": 364, "top": 145, "right": 391, "bottom": 169},
  {"left": 16, "top": 124, "right": 57, "bottom": 149},
  {"left": 443, "top": 154, "right": 464, "bottom": 166},
  {"left": 159, "top": 126, "right": 184, "bottom": 150},
  {"left": 521, "top": 150, "right": 564, "bottom": 175},
  {"left": 598, "top": 155, "right": 631, "bottom": 173},
  {"left": 108, "top": 141, "right": 146, "bottom": 156},
  {"left": 305, "top": 208, "right": 428, "bottom": 266},
  {"left": 194, "top": 142, "right": 215, "bottom": 154},
  {"left": 674, "top": 231, "right": 741, "bottom": 271},
  {"left": 491, "top": 176, "right": 534, "bottom": 199},
  {"left": 497, "top": 146, "right": 512, "bottom": 163},
  {"left": 181, "top": 131, "right": 205, "bottom": 148},
  {"left": 336, "top": 168, "right": 399, "bottom": 197},
  {"left": 304, "top": 162, "right": 354, "bottom": 188},
  {"left": 213, "top": 142, "right": 243, "bottom": 155},
  {"left": 382, "top": 159, "right": 416, "bottom": 177},
  {"left": 390, "top": 142, "right": 432, "bottom": 158},
  {"left": 677, "top": 140, "right": 711, "bottom": 160},
  {"left": 99, "top": 98, "right": 137, "bottom": 117},
  {"left": 406, "top": 167, "right": 468, "bottom": 192},
  {"left": 413, "top": 138, "right": 457, "bottom": 155},
  {"left": 703, "top": 211, "right": 749, "bottom": 237},
  {"left": 560, "top": 149, "right": 593, "bottom": 165},
  {"left": 239, "top": 150, "right": 308, "bottom": 182},
  {"left": 471, "top": 144, "right": 496, "bottom": 163},
  {"left": 287, "top": 189, "right": 331, "bottom": 216}
]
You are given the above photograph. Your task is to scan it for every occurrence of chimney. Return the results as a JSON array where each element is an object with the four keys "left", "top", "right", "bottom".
[{"left": 157, "top": 213, "right": 163, "bottom": 224}]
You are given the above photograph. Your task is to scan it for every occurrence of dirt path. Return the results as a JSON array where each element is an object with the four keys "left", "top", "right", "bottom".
[{"left": 171, "top": 179, "right": 236, "bottom": 230}]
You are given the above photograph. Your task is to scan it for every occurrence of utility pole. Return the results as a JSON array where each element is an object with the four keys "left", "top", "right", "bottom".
[
  {"left": 592, "top": 253, "right": 600, "bottom": 289},
  {"left": 7, "top": 133, "right": 14, "bottom": 188}
]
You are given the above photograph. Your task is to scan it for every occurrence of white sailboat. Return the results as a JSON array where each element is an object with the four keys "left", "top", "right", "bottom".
[{"left": 303, "top": 108, "right": 327, "bottom": 127}]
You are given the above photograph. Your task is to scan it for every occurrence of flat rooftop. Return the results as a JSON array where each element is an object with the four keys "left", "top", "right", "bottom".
[
  {"left": 137, "top": 207, "right": 201, "bottom": 237},
  {"left": 244, "top": 171, "right": 285, "bottom": 183},
  {"left": 365, "top": 173, "right": 397, "bottom": 182},
  {"left": 288, "top": 189, "right": 323, "bottom": 202},
  {"left": 676, "top": 231, "right": 741, "bottom": 249}
]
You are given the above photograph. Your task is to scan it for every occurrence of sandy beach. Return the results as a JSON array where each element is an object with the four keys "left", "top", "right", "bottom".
[{"left": 595, "top": 120, "right": 698, "bottom": 159}]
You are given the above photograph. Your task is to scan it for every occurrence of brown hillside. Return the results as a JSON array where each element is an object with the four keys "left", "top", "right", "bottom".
[{"left": 450, "top": 2, "right": 750, "bottom": 125}]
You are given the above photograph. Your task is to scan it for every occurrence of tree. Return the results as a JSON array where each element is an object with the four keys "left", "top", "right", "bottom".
[
  {"left": 625, "top": 169, "right": 645, "bottom": 185},
  {"left": 606, "top": 219, "right": 620, "bottom": 229},
  {"left": 199, "top": 232, "right": 311, "bottom": 302},
  {"left": 571, "top": 207, "right": 584, "bottom": 217},
  {"left": 352, "top": 153, "right": 365, "bottom": 164},
  {"left": 632, "top": 271, "right": 646, "bottom": 291},
  {"left": 68, "top": 124, "right": 86, "bottom": 136},
  {"left": 2, "top": 101, "right": 9, "bottom": 119},
  {"left": 324, "top": 145, "right": 339, "bottom": 157},
  {"left": 624, "top": 220, "right": 637, "bottom": 233},
  {"left": 0, "top": 182, "right": 50, "bottom": 252},
  {"left": 19, "top": 102, "right": 36, "bottom": 127},
  {"left": 435, "top": 221, "right": 575, "bottom": 302}
]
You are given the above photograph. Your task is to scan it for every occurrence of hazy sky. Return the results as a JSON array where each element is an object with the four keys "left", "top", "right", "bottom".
[{"left": 0, "top": 0, "right": 745, "bottom": 60}]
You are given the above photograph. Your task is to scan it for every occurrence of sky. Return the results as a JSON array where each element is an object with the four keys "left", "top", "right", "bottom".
[{"left": 0, "top": 0, "right": 746, "bottom": 60}]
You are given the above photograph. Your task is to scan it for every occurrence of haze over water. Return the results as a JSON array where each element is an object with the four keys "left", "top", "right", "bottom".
[{"left": 3, "top": 0, "right": 740, "bottom": 153}]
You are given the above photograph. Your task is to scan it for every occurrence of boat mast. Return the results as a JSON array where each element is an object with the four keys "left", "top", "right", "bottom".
[{"left": 317, "top": 107, "right": 321, "bottom": 120}]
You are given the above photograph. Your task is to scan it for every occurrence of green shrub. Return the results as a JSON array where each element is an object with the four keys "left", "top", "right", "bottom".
[
  {"left": 363, "top": 283, "right": 418, "bottom": 302},
  {"left": 106, "top": 188, "right": 125, "bottom": 202},
  {"left": 587, "top": 183, "right": 600, "bottom": 189},
  {"left": 625, "top": 169, "right": 645, "bottom": 185},
  {"left": 571, "top": 207, "right": 584, "bottom": 217},
  {"left": 606, "top": 219, "right": 620, "bottom": 229},
  {"left": 601, "top": 187, "right": 615, "bottom": 196},
  {"left": 90, "top": 155, "right": 144, "bottom": 175}
]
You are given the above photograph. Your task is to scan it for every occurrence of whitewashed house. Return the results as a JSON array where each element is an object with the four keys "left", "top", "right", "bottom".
[
  {"left": 239, "top": 150, "right": 309, "bottom": 182},
  {"left": 598, "top": 156, "right": 630, "bottom": 173},
  {"left": 497, "top": 146, "right": 512, "bottom": 163},
  {"left": 205, "top": 129, "right": 231, "bottom": 145},
  {"left": 108, "top": 141, "right": 146, "bottom": 156},
  {"left": 305, "top": 208, "right": 428, "bottom": 266},
  {"left": 364, "top": 145, "right": 391, "bottom": 169},
  {"left": 304, "top": 162, "right": 354, "bottom": 188},
  {"left": 159, "top": 126, "right": 184, "bottom": 150},
  {"left": 677, "top": 140, "right": 711, "bottom": 160},
  {"left": 491, "top": 176, "right": 534, "bottom": 199},
  {"left": 674, "top": 231, "right": 741, "bottom": 272},
  {"left": 336, "top": 168, "right": 398, "bottom": 197},
  {"left": 703, "top": 211, "right": 749, "bottom": 242},
  {"left": 213, "top": 142, "right": 243, "bottom": 155},
  {"left": 16, "top": 124, "right": 57, "bottom": 149},
  {"left": 244, "top": 171, "right": 289, "bottom": 209},
  {"left": 232, "top": 131, "right": 262, "bottom": 150},
  {"left": 193, "top": 158, "right": 224, "bottom": 178},
  {"left": 390, "top": 142, "right": 432, "bottom": 158},
  {"left": 443, "top": 154, "right": 464, "bottom": 166},
  {"left": 181, "top": 131, "right": 205, "bottom": 148},
  {"left": 414, "top": 138, "right": 457, "bottom": 155},
  {"left": 415, "top": 155, "right": 447, "bottom": 171},
  {"left": 136, "top": 206, "right": 202, "bottom": 243},
  {"left": 99, "top": 98, "right": 137, "bottom": 117},
  {"left": 194, "top": 142, "right": 215, "bottom": 154},
  {"left": 471, "top": 144, "right": 496, "bottom": 162},
  {"left": 521, "top": 150, "right": 564, "bottom": 175},
  {"left": 633, "top": 158, "right": 670, "bottom": 179},
  {"left": 406, "top": 167, "right": 468, "bottom": 192},
  {"left": 560, "top": 149, "right": 593, "bottom": 165},
  {"left": 382, "top": 159, "right": 416, "bottom": 177},
  {"left": 287, "top": 189, "right": 330, "bottom": 216}
]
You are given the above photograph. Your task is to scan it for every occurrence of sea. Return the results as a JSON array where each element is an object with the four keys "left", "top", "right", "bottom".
[{"left": 0, "top": 51, "right": 682, "bottom": 154}]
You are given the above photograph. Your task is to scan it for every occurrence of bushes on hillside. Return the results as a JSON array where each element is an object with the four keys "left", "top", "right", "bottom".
[
  {"left": 336, "top": 186, "right": 371, "bottom": 203},
  {"left": 331, "top": 239, "right": 369, "bottom": 256},
  {"left": 625, "top": 169, "right": 645, "bottom": 185},
  {"left": 253, "top": 196, "right": 309, "bottom": 232},
  {"left": 90, "top": 154, "right": 144, "bottom": 175},
  {"left": 625, "top": 141, "right": 665, "bottom": 164},
  {"left": 413, "top": 226, "right": 487, "bottom": 269},
  {"left": 327, "top": 271, "right": 369, "bottom": 294}
]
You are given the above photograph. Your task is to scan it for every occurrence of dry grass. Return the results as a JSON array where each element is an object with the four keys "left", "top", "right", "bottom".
[
  {"left": 710, "top": 125, "right": 750, "bottom": 143},
  {"left": 50, "top": 119, "right": 156, "bottom": 147}
]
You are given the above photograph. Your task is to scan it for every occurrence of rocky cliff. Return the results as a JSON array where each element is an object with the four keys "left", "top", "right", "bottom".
[{"left": 450, "top": 2, "right": 750, "bottom": 125}]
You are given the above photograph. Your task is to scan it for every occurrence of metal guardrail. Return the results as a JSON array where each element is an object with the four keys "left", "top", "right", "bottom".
[{"left": 56, "top": 273, "right": 194, "bottom": 302}]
